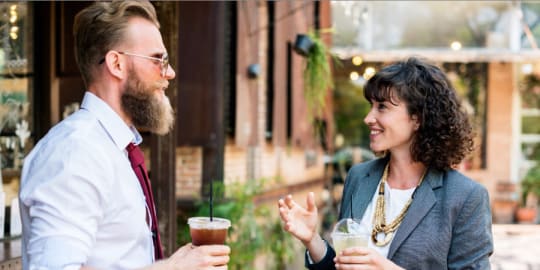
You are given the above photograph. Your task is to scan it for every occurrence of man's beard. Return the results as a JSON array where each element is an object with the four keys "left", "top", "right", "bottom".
[{"left": 121, "top": 70, "right": 174, "bottom": 135}]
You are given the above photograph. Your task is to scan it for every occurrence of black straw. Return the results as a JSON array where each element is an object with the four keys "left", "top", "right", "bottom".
[
  {"left": 210, "top": 181, "right": 214, "bottom": 222},
  {"left": 350, "top": 193, "right": 354, "bottom": 219}
]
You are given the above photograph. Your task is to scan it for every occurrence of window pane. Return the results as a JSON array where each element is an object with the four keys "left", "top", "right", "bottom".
[
  {"left": 0, "top": 2, "right": 33, "bottom": 171},
  {"left": 332, "top": 1, "right": 540, "bottom": 50}
]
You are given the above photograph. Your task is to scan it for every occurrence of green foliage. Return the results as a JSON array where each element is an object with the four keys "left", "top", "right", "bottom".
[
  {"left": 521, "top": 143, "right": 540, "bottom": 161},
  {"left": 332, "top": 77, "right": 371, "bottom": 147},
  {"left": 304, "top": 31, "right": 333, "bottom": 118},
  {"left": 177, "top": 180, "right": 296, "bottom": 270},
  {"left": 264, "top": 215, "right": 297, "bottom": 270},
  {"left": 521, "top": 164, "right": 540, "bottom": 206},
  {"left": 520, "top": 74, "right": 540, "bottom": 109},
  {"left": 522, "top": 116, "right": 540, "bottom": 134}
]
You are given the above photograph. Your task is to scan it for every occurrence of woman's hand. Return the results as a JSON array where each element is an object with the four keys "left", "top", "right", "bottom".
[
  {"left": 277, "top": 192, "right": 319, "bottom": 245},
  {"left": 334, "top": 247, "right": 404, "bottom": 270}
]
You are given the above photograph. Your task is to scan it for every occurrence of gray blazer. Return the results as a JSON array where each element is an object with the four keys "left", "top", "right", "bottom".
[{"left": 306, "top": 158, "right": 493, "bottom": 270}]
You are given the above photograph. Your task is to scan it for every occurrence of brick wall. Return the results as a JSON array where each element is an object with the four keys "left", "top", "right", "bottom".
[
  {"left": 175, "top": 146, "right": 203, "bottom": 199},
  {"left": 176, "top": 143, "right": 326, "bottom": 199}
]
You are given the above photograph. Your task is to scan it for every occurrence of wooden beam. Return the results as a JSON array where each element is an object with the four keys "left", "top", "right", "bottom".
[{"left": 151, "top": 1, "right": 179, "bottom": 257}]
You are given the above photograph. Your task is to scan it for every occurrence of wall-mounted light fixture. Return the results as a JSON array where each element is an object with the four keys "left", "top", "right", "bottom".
[
  {"left": 247, "top": 63, "right": 260, "bottom": 79},
  {"left": 293, "top": 34, "right": 314, "bottom": 57}
]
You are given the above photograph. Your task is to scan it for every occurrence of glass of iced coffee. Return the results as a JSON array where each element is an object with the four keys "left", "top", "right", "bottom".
[{"left": 188, "top": 217, "right": 231, "bottom": 245}]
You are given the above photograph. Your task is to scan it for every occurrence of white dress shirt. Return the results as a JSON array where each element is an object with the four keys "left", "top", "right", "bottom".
[{"left": 20, "top": 92, "right": 154, "bottom": 270}]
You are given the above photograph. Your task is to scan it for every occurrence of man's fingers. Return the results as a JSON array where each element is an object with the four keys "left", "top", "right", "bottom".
[
  {"left": 193, "top": 244, "right": 230, "bottom": 257},
  {"left": 207, "top": 245, "right": 231, "bottom": 255},
  {"left": 207, "top": 254, "right": 230, "bottom": 266}
]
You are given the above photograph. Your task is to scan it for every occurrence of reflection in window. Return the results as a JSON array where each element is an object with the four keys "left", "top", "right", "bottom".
[{"left": 0, "top": 2, "right": 33, "bottom": 171}]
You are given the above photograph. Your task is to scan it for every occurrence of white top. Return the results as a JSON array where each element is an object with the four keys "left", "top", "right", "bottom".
[
  {"left": 20, "top": 92, "right": 153, "bottom": 270},
  {"left": 361, "top": 181, "right": 415, "bottom": 258}
]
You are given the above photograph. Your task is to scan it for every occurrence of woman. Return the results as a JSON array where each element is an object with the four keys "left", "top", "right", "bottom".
[{"left": 278, "top": 57, "right": 493, "bottom": 269}]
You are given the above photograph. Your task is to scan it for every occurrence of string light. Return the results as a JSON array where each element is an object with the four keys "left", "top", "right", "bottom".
[
  {"left": 10, "top": 26, "right": 18, "bottom": 40},
  {"left": 352, "top": 56, "right": 363, "bottom": 66},
  {"left": 9, "top": 13, "right": 17, "bottom": 23},
  {"left": 7, "top": 4, "right": 19, "bottom": 40},
  {"left": 363, "top": 67, "right": 376, "bottom": 80},
  {"left": 350, "top": 71, "right": 360, "bottom": 81},
  {"left": 450, "top": 41, "right": 462, "bottom": 51}
]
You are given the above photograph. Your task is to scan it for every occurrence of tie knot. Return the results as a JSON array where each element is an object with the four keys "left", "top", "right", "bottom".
[
  {"left": 126, "top": 142, "right": 137, "bottom": 152},
  {"left": 126, "top": 143, "right": 145, "bottom": 166}
]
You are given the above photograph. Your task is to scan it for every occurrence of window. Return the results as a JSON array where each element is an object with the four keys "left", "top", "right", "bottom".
[
  {"left": 519, "top": 65, "right": 540, "bottom": 178},
  {"left": 0, "top": 2, "right": 32, "bottom": 239},
  {"left": 0, "top": 3, "right": 33, "bottom": 172}
]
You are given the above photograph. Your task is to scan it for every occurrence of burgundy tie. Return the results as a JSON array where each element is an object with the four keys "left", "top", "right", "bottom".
[{"left": 126, "top": 143, "right": 164, "bottom": 260}]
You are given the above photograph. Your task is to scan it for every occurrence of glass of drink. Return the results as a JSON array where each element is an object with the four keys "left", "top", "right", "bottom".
[
  {"left": 331, "top": 218, "right": 370, "bottom": 255},
  {"left": 188, "top": 217, "right": 231, "bottom": 245}
]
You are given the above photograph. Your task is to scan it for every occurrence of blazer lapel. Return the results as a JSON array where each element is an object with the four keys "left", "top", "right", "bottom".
[
  {"left": 387, "top": 169, "right": 443, "bottom": 259},
  {"left": 340, "top": 159, "right": 386, "bottom": 221},
  {"left": 351, "top": 169, "right": 381, "bottom": 220}
]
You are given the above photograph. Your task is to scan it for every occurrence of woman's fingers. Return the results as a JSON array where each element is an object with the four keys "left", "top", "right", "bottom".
[
  {"left": 284, "top": 194, "right": 296, "bottom": 209},
  {"left": 341, "top": 247, "right": 370, "bottom": 256},
  {"left": 306, "top": 192, "right": 317, "bottom": 212},
  {"left": 278, "top": 207, "right": 290, "bottom": 223},
  {"left": 334, "top": 247, "right": 381, "bottom": 269}
]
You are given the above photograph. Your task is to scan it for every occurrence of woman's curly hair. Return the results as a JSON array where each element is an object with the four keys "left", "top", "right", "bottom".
[{"left": 363, "top": 57, "right": 474, "bottom": 171}]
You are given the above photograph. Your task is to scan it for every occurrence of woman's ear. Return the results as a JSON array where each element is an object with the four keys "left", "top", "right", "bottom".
[{"left": 411, "top": 115, "right": 420, "bottom": 130}]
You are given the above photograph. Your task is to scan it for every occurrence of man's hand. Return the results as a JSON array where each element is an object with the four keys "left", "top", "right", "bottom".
[{"left": 158, "top": 243, "right": 231, "bottom": 270}]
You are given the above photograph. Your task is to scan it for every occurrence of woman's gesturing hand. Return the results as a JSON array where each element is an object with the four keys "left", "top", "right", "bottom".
[{"left": 277, "top": 192, "right": 319, "bottom": 245}]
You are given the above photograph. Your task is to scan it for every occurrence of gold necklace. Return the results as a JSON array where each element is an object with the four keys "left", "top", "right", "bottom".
[{"left": 371, "top": 163, "right": 427, "bottom": 247}]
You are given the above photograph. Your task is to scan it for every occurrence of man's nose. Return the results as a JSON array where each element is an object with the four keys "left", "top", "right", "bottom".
[{"left": 165, "top": 64, "right": 175, "bottom": 80}]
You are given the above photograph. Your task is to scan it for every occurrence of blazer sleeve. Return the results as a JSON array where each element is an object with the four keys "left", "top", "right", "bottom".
[
  {"left": 305, "top": 240, "right": 337, "bottom": 270},
  {"left": 447, "top": 184, "right": 494, "bottom": 269},
  {"left": 304, "top": 163, "right": 359, "bottom": 270}
]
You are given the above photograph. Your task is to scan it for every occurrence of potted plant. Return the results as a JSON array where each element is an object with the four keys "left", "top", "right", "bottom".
[{"left": 516, "top": 164, "right": 540, "bottom": 223}]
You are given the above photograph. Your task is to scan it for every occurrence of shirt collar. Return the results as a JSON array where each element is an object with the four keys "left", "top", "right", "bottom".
[{"left": 80, "top": 92, "right": 142, "bottom": 149}]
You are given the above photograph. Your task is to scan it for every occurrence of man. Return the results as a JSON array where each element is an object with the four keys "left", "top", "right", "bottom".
[{"left": 19, "top": 1, "right": 230, "bottom": 269}]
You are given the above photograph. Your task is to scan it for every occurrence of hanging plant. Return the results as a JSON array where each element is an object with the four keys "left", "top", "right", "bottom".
[{"left": 295, "top": 31, "right": 334, "bottom": 118}]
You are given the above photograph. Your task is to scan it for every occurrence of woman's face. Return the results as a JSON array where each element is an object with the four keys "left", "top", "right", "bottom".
[{"left": 363, "top": 95, "right": 419, "bottom": 155}]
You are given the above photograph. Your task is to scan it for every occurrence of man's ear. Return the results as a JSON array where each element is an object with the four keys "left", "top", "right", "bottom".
[{"left": 103, "top": 51, "right": 126, "bottom": 80}]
